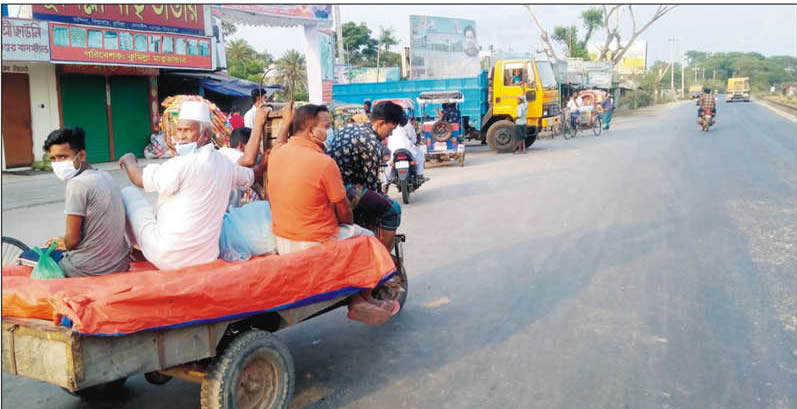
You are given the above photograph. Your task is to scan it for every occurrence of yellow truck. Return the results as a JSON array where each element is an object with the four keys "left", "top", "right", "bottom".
[
  {"left": 726, "top": 77, "right": 750, "bottom": 102},
  {"left": 483, "top": 59, "right": 561, "bottom": 153},
  {"left": 688, "top": 85, "right": 703, "bottom": 99}
]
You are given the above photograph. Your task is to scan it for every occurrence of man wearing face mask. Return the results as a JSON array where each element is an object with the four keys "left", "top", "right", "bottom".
[
  {"left": 327, "top": 101, "right": 406, "bottom": 249},
  {"left": 42, "top": 127, "right": 130, "bottom": 277},
  {"left": 118, "top": 100, "right": 254, "bottom": 270},
  {"left": 267, "top": 103, "right": 367, "bottom": 255}
]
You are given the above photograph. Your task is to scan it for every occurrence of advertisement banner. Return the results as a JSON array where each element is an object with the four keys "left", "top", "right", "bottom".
[
  {"left": 349, "top": 67, "right": 400, "bottom": 83},
  {"left": 212, "top": 5, "right": 331, "bottom": 25},
  {"left": 334, "top": 64, "right": 351, "bottom": 84},
  {"left": 49, "top": 23, "right": 213, "bottom": 69},
  {"left": 617, "top": 40, "right": 646, "bottom": 75},
  {"left": 319, "top": 29, "right": 334, "bottom": 81},
  {"left": 33, "top": 4, "right": 205, "bottom": 35},
  {"left": 409, "top": 15, "right": 480, "bottom": 80},
  {"left": 1, "top": 18, "right": 50, "bottom": 62}
]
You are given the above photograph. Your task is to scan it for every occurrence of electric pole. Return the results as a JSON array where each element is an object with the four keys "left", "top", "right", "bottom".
[
  {"left": 668, "top": 38, "right": 678, "bottom": 97},
  {"left": 681, "top": 52, "right": 686, "bottom": 97},
  {"left": 334, "top": 5, "right": 345, "bottom": 65}
]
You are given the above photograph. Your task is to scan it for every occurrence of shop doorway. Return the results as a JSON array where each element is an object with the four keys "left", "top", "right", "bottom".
[
  {"left": 1, "top": 73, "right": 34, "bottom": 167},
  {"left": 110, "top": 76, "right": 151, "bottom": 160},
  {"left": 60, "top": 74, "right": 111, "bottom": 162}
]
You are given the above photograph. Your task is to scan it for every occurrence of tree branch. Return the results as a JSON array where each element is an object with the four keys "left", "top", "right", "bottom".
[
  {"left": 611, "top": 5, "right": 677, "bottom": 65},
  {"left": 525, "top": 5, "right": 559, "bottom": 61}
]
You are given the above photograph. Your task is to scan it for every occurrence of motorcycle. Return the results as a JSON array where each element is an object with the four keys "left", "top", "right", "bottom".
[
  {"left": 389, "top": 148, "right": 423, "bottom": 204},
  {"left": 699, "top": 107, "right": 714, "bottom": 132}
]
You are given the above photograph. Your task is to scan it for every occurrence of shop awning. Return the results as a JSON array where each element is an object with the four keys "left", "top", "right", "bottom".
[{"left": 163, "top": 71, "right": 283, "bottom": 98}]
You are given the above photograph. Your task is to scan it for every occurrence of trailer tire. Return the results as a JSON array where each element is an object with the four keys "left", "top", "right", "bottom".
[
  {"left": 431, "top": 120, "right": 452, "bottom": 142},
  {"left": 486, "top": 120, "right": 516, "bottom": 153},
  {"left": 201, "top": 330, "right": 294, "bottom": 409}
]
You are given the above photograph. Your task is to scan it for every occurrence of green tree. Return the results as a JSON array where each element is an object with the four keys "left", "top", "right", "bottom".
[
  {"left": 338, "top": 22, "right": 378, "bottom": 67},
  {"left": 276, "top": 49, "right": 307, "bottom": 100},
  {"left": 221, "top": 21, "right": 237, "bottom": 38},
  {"left": 226, "top": 38, "right": 254, "bottom": 63},
  {"left": 552, "top": 8, "right": 602, "bottom": 59},
  {"left": 376, "top": 26, "right": 398, "bottom": 77}
]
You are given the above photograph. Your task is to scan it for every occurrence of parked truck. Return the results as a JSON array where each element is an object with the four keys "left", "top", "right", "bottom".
[
  {"left": 333, "top": 59, "right": 560, "bottom": 153},
  {"left": 726, "top": 77, "right": 750, "bottom": 102}
]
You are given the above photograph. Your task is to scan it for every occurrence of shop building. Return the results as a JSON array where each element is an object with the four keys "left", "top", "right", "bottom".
[{"left": 2, "top": 5, "right": 217, "bottom": 169}]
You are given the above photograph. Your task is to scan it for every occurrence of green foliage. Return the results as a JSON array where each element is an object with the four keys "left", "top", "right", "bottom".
[
  {"left": 221, "top": 21, "right": 237, "bottom": 38},
  {"left": 684, "top": 51, "right": 796, "bottom": 92},
  {"left": 338, "top": 22, "right": 378, "bottom": 67},
  {"left": 553, "top": 8, "right": 602, "bottom": 60},
  {"left": 275, "top": 49, "right": 307, "bottom": 101}
]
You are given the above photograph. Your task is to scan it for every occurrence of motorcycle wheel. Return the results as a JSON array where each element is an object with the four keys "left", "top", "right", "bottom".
[{"left": 400, "top": 179, "right": 410, "bottom": 204}]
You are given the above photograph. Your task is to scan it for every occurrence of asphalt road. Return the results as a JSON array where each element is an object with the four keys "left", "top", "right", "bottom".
[{"left": 2, "top": 98, "right": 795, "bottom": 409}]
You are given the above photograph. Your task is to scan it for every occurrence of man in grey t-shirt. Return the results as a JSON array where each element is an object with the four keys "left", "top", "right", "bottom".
[{"left": 45, "top": 128, "right": 130, "bottom": 277}]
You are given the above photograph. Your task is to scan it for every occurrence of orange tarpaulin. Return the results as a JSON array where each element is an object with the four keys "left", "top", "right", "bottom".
[{"left": 2, "top": 236, "right": 395, "bottom": 336}]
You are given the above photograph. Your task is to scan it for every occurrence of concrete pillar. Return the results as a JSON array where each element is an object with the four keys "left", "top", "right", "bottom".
[{"left": 304, "top": 24, "right": 323, "bottom": 103}]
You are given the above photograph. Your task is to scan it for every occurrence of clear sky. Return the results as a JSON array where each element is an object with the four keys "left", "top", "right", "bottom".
[
  {"left": 8, "top": 4, "right": 796, "bottom": 65},
  {"left": 232, "top": 4, "right": 797, "bottom": 66}
]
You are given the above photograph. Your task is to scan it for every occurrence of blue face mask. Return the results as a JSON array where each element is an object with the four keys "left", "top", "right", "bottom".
[{"left": 174, "top": 142, "right": 198, "bottom": 156}]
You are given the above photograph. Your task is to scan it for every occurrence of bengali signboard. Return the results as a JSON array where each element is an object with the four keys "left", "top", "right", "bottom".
[
  {"left": 409, "top": 15, "right": 480, "bottom": 80},
  {"left": 2, "top": 18, "right": 50, "bottom": 62},
  {"left": 60, "top": 64, "right": 158, "bottom": 76},
  {"left": 49, "top": 22, "right": 212, "bottom": 69},
  {"left": 33, "top": 4, "right": 205, "bottom": 35}
]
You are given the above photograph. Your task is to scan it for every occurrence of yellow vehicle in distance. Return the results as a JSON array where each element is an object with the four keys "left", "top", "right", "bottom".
[
  {"left": 688, "top": 85, "right": 704, "bottom": 99},
  {"left": 483, "top": 59, "right": 561, "bottom": 153},
  {"left": 726, "top": 77, "right": 750, "bottom": 102}
]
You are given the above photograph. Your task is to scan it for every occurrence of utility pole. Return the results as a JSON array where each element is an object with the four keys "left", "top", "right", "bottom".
[
  {"left": 334, "top": 5, "right": 345, "bottom": 65},
  {"left": 668, "top": 37, "right": 678, "bottom": 97},
  {"left": 702, "top": 66, "right": 705, "bottom": 82},
  {"left": 681, "top": 52, "right": 686, "bottom": 97}
]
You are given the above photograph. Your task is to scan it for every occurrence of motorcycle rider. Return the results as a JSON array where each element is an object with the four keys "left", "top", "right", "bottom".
[{"left": 697, "top": 87, "right": 716, "bottom": 120}]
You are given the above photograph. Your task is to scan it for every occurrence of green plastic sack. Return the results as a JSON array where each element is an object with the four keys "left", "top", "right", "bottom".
[{"left": 31, "top": 242, "right": 66, "bottom": 280}]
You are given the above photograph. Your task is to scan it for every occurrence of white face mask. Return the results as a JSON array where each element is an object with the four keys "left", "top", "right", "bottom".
[
  {"left": 52, "top": 158, "right": 79, "bottom": 182},
  {"left": 174, "top": 141, "right": 198, "bottom": 156}
]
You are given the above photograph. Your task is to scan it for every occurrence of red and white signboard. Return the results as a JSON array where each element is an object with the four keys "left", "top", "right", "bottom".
[
  {"left": 1, "top": 18, "right": 50, "bottom": 62},
  {"left": 49, "top": 22, "right": 212, "bottom": 70}
]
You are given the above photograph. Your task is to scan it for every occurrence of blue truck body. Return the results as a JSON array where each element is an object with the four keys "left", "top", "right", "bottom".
[{"left": 332, "top": 71, "right": 490, "bottom": 130}]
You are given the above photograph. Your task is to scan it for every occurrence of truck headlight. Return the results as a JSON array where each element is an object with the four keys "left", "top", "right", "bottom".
[{"left": 543, "top": 110, "right": 548, "bottom": 116}]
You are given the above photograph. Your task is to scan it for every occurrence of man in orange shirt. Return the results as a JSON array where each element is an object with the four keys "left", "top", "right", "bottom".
[{"left": 267, "top": 103, "right": 358, "bottom": 254}]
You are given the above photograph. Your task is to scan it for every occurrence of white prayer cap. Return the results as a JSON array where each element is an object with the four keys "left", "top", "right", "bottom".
[{"left": 178, "top": 100, "right": 211, "bottom": 123}]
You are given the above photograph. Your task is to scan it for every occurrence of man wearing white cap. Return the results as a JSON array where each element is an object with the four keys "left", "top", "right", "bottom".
[{"left": 119, "top": 100, "right": 255, "bottom": 270}]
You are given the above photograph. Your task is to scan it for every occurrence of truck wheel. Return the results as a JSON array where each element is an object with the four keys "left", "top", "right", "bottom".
[
  {"left": 65, "top": 378, "right": 127, "bottom": 401},
  {"left": 486, "top": 120, "right": 516, "bottom": 153},
  {"left": 201, "top": 330, "right": 294, "bottom": 409},
  {"left": 524, "top": 131, "right": 537, "bottom": 148}
]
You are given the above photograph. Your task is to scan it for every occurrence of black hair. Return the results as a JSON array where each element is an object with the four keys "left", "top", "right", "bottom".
[
  {"left": 229, "top": 127, "right": 252, "bottom": 148},
  {"left": 703, "top": 87, "right": 711, "bottom": 94},
  {"left": 291, "top": 104, "right": 330, "bottom": 134},
  {"left": 44, "top": 127, "right": 85, "bottom": 153},
  {"left": 251, "top": 88, "right": 266, "bottom": 102},
  {"left": 371, "top": 101, "right": 407, "bottom": 127},
  {"left": 464, "top": 25, "right": 475, "bottom": 37}
]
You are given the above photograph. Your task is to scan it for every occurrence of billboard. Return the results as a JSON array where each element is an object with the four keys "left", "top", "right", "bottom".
[
  {"left": 409, "top": 15, "right": 480, "bottom": 80},
  {"left": 49, "top": 22, "right": 213, "bottom": 70},
  {"left": 2, "top": 18, "right": 50, "bottom": 62},
  {"left": 587, "top": 40, "right": 647, "bottom": 75},
  {"left": 319, "top": 29, "right": 334, "bottom": 81},
  {"left": 32, "top": 5, "right": 205, "bottom": 35},
  {"left": 212, "top": 5, "right": 331, "bottom": 28}
]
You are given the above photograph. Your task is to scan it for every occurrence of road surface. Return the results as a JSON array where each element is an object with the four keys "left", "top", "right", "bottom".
[{"left": 2, "top": 98, "right": 795, "bottom": 409}]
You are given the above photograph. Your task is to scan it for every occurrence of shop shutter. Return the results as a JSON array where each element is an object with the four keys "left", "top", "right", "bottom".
[
  {"left": 60, "top": 74, "right": 110, "bottom": 163},
  {"left": 110, "top": 76, "right": 151, "bottom": 160}
]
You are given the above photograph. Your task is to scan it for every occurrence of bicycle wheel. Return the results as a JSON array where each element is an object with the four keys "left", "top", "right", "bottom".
[
  {"left": 593, "top": 117, "right": 602, "bottom": 136},
  {"left": 2, "top": 236, "right": 30, "bottom": 265}
]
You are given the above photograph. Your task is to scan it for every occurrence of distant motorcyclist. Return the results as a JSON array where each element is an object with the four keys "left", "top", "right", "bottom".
[{"left": 697, "top": 87, "right": 716, "bottom": 119}]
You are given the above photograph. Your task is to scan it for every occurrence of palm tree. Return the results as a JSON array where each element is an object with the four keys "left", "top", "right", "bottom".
[
  {"left": 276, "top": 49, "right": 306, "bottom": 100},
  {"left": 376, "top": 26, "right": 397, "bottom": 81},
  {"left": 226, "top": 38, "right": 255, "bottom": 63}
]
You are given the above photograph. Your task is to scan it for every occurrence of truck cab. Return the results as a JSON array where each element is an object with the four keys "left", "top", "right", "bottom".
[{"left": 483, "top": 59, "right": 560, "bottom": 153}]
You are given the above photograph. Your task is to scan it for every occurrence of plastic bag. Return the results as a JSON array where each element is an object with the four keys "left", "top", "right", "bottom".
[
  {"left": 227, "top": 201, "right": 277, "bottom": 256},
  {"left": 31, "top": 242, "right": 66, "bottom": 280},
  {"left": 219, "top": 213, "right": 252, "bottom": 262}
]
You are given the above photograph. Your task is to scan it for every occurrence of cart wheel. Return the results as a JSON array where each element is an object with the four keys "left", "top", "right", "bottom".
[
  {"left": 201, "top": 330, "right": 294, "bottom": 409},
  {"left": 64, "top": 377, "right": 128, "bottom": 401},
  {"left": 593, "top": 117, "right": 602, "bottom": 136}
]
